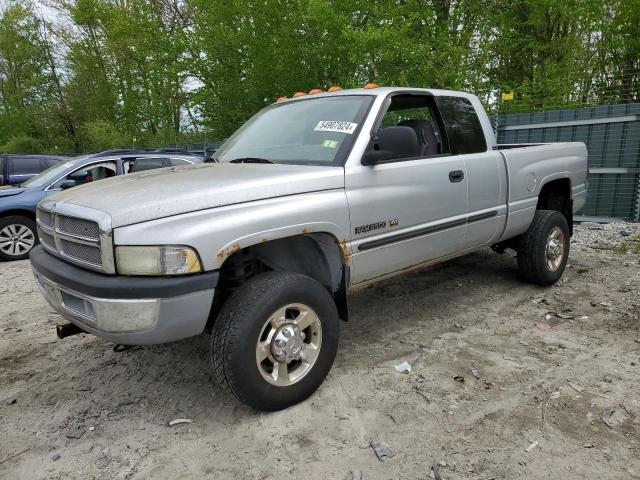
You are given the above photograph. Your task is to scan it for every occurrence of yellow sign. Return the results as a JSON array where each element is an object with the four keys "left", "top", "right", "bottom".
[{"left": 501, "top": 92, "right": 514, "bottom": 101}]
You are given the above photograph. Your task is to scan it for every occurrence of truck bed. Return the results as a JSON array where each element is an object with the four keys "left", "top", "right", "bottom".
[{"left": 496, "top": 142, "right": 588, "bottom": 241}]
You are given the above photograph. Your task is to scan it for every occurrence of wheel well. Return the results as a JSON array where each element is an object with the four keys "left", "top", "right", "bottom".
[
  {"left": 0, "top": 209, "right": 36, "bottom": 221},
  {"left": 537, "top": 178, "right": 573, "bottom": 235},
  {"left": 209, "top": 233, "right": 349, "bottom": 325}
]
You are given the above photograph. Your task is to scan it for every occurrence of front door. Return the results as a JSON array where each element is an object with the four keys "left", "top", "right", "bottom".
[{"left": 346, "top": 94, "right": 468, "bottom": 284}]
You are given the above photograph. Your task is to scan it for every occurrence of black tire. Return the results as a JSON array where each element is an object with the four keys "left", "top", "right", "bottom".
[
  {"left": 517, "top": 210, "right": 570, "bottom": 286},
  {"left": 211, "top": 271, "right": 340, "bottom": 411},
  {"left": 0, "top": 216, "right": 38, "bottom": 261}
]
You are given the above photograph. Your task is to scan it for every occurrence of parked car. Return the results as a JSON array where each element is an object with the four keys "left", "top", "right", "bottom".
[
  {"left": 0, "top": 154, "right": 66, "bottom": 186},
  {"left": 0, "top": 150, "right": 203, "bottom": 260},
  {"left": 30, "top": 87, "right": 588, "bottom": 411}
]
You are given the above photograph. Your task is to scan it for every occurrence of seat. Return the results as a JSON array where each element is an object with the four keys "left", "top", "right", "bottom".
[{"left": 398, "top": 119, "right": 440, "bottom": 156}]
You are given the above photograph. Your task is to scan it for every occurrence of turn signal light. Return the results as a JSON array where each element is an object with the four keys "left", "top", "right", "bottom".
[{"left": 364, "top": 83, "right": 379, "bottom": 89}]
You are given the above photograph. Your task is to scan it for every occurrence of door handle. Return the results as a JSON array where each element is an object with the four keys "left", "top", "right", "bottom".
[{"left": 449, "top": 170, "right": 464, "bottom": 183}]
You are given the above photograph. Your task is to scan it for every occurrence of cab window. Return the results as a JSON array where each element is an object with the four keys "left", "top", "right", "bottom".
[
  {"left": 51, "top": 162, "right": 117, "bottom": 189},
  {"left": 375, "top": 95, "right": 445, "bottom": 160}
]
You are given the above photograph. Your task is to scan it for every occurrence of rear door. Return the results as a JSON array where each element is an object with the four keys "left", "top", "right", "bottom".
[
  {"left": 435, "top": 96, "right": 505, "bottom": 249},
  {"left": 346, "top": 93, "right": 468, "bottom": 284}
]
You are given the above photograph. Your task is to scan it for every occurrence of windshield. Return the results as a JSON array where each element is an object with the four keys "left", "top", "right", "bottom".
[
  {"left": 213, "top": 95, "right": 373, "bottom": 166},
  {"left": 22, "top": 157, "right": 88, "bottom": 188}
]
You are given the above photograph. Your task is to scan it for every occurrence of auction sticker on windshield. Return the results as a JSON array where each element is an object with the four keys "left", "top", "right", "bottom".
[{"left": 314, "top": 121, "right": 358, "bottom": 134}]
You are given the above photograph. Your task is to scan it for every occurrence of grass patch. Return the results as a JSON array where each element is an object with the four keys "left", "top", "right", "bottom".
[{"left": 614, "top": 238, "right": 640, "bottom": 255}]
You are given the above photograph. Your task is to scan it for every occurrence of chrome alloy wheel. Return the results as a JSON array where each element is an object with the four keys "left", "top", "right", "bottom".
[
  {"left": 255, "top": 303, "right": 322, "bottom": 386},
  {"left": 0, "top": 224, "right": 35, "bottom": 257},
  {"left": 545, "top": 226, "right": 565, "bottom": 271}
]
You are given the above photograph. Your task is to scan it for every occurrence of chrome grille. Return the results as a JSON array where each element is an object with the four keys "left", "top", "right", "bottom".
[
  {"left": 36, "top": 206, "right": 112, "bottom": 273},
  {"left": 37, "top": 227, "right": 55, "bottom": 250},
  {"left": 59, "top": 239, "right": 102, "bottom": 266},
  {"left": 57, "top": 215, "right": 100, "bottom": 240},
  {"left": 37, "top": 208, "right": 53, "bottom": 228}
]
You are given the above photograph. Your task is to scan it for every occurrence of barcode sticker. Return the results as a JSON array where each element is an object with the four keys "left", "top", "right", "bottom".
[{"left": 314, "top": 121, "right": 358, "bottom": 134}]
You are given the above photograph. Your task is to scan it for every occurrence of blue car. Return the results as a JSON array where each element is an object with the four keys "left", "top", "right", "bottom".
[
  {"left": 0, "top": 154, "right": 67, "bottom": 186},
  {"left": 0, "top": 150, "right": 203, "bottom": 261}
]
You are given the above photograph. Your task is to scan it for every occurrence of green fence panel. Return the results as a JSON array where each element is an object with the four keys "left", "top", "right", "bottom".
[{"left": 497, "top": 104, "right": 640, "bottom": 221}]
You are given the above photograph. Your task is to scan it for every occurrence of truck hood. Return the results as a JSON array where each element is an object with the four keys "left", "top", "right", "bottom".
[
  {"left": 48, "top": 163, "right": 345, "bottom": 227},
  {"left": 0, "top": 186, "right": 26, "bottom": 198}
]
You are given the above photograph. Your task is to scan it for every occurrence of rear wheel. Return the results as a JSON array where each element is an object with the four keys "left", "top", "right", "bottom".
[
  {"left": 211, "top": 271, "right": 340, "bottom": 411},
  {"left": 517, "top": 210, "right": 570, "bottom": 286},
  {"left": 0, "top": 216, "right": 38, "bottom": 261}
]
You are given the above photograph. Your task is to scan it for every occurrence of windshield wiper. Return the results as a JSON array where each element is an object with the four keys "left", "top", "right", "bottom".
[{"left": 229, "top": 157, "right": 275, "bottom": 164}]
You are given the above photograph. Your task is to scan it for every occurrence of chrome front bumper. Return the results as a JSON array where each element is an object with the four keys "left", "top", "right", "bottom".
[{"left": 30, "top": 246, "right": 218, "bottom": 345}]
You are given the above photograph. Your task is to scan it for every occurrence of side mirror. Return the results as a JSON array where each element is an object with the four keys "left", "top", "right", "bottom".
[
  {"left": 361, "top": 126, "right": 419, "bottom": 166},
  {"left": 361, "top": 149, "right": 394, "bottom": 166},
  {"left": 60, "top": 179, "right": 77, "bottom": 190}
]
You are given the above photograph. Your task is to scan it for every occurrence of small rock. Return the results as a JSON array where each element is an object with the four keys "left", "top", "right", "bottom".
[
  {"left": 582, "top": 222, "right": 604, "bottom": 230},
  {"left": 369, "top": 441, "right": 394, "bottom": 462},
  {"left": 525, "top": 440, "right": 539, "bottom": 452},
  {"left": 6, "top": 398, "right": 16, "bottom": 405},
  {"left": 453, "top": 375, "right": 465, "bottom": 383},
  {"left": 470, "top": 368, "right": 480, "bottom": 379},
  {"left": 567, "top": 380, "right": 584, "bottom": 393},
  {"left": 351, "top": 468, "right": 363, "bottom": 480},
  {"left": 582, "top": 443, "right": 594, "bottom": 448},
  {"left": 65, "top": 426, "right": 86, "bottom": 439},
  {"left": 51, "top": 453, "right": 61, "bottom": 461},
  {"left": 394, "top": 361, "right": 411, "bottom": 374},
  {"left": 601, "top": 408, "right": 627, "bottom": 428},
  {"left": 620, "top": 230, "right": 631, "bottom": 237},
  {"left": 168, "top": 418, "right": 193, "bottom": 427}
]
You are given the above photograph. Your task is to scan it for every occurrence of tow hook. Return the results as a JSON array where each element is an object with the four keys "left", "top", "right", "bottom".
[{"left": 56, "top": 323, "right": 85, "bottom": 339}]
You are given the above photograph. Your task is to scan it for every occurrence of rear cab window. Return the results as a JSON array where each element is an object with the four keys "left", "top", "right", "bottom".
[{"left": 434, "top": 96, "right": 487, "bottom": 154}]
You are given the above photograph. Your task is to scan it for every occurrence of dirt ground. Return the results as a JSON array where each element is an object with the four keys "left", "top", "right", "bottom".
[{"left": 1, "top": 224, "right": 639, "bottom": 480}]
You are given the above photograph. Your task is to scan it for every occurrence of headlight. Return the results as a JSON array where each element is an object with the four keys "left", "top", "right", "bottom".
[{"left": 115, "top": 246, "right": 202, "bottom": 276}]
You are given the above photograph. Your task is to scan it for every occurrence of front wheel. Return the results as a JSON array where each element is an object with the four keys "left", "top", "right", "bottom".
[
  {"left": 0, "top": 216, "right": 38, "bottom": 261},
  {"left": 517, "top": 210, "right": 570, "bottom": 286},
  {"left": 211, "top": 271, "right": 340, "bottom": 411}
]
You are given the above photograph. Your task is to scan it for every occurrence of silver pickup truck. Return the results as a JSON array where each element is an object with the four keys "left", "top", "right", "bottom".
[{"left": 30, "top": 87, "right": 588, "bottom": 410}]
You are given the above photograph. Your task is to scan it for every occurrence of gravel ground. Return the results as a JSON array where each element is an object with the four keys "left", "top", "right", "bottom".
[{"left": 1, "top": 223, "right": 639, "bottom": 479}]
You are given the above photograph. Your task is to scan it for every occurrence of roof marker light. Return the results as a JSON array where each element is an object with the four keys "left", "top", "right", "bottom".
[
  {"left": 308, "top": 88, "right": 323, "bottom": 94},
  {"left": 292, "top": 91, "right": 307, "bottom": 97},
  {"left": 363, "top": 83, "right": 379, "bottom": 89},
  {"left": 276, "top": 96, "right": 288, "bottom": 103},
  {"left": 327, "top": 86, "right": 342, "bottom": 92}
]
